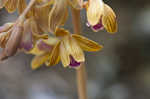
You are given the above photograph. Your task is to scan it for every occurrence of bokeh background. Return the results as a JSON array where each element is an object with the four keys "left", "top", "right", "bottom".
[{"left": 0, "top": 0, "right": 150, "bottom": 99}]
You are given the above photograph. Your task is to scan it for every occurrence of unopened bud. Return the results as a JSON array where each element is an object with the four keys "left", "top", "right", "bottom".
[{"left": 5, "top": 24, "right": 23, "bottom": 57}]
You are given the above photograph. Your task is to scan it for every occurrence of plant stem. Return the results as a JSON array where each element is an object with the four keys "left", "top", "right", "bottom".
[{"left": 71, "top": 8, "right": 87, "bottom": 99}]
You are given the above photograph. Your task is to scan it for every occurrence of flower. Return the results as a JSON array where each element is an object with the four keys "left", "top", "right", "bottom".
[
  {"left": 29, "top": 37, "right": 59, "bottom": 70},
  {"left": 31, "top": 28, "right": 102, "bottom": 69},
  {"left": 48, "top": 28, "right": 103, "bottom": 69},
  {"left": 85, "top": 0, "right": 118, "bottom": 33}
]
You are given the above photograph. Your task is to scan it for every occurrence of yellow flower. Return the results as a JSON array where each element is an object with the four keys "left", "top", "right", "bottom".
[
  {"left": 31, "top": 28, "right": 103, "bottom": 69},
  {"left": 30, "top": 37, "right": 59, "bottom": 70},
  {"left": 48, "top": 28, "right": 103, "bottom": 68},
  {"left": 85, "top": 0, "right": 118, "bottom": 33}
]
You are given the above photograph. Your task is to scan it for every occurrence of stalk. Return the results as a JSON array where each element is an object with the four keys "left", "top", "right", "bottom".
[{"left": 71, "top": 8, "right": 87, "bottom": 99}]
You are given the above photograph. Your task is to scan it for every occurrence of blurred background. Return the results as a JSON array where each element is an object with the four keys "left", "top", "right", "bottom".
[{"left": 0, "top": 0, "right": 150, "bottom": 99}]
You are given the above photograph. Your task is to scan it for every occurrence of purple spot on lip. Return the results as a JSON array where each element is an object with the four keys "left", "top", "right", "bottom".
[
  {"left": 92, "top": 20, "right": 104, "bottom": 32},
  {"left": 69, "top": 56, "right": 80, "bottom": 67},
  {"left": 37, "top": 40, "right": 53, "bottom": 51},
  {"left": 20, "top": 42, "right": 33, "bottom": 51},
  {"left": 86, "top": 19, "right": 104, "bottom": 32}
]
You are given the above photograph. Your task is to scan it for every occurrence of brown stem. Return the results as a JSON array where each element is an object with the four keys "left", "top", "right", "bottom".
[{"left": 71, "top": 8, "right": 87, "bottom": 99}]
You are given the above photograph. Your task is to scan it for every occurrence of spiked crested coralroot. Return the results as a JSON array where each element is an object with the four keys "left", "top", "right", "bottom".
[
  {"left": 0, "top": 0, "right": 118, "bottom": 99},
  {"left": 31, "top": 28, "right": 102, "bottom": 69},
  {"left": 84, "top": 0, "right": 118, "bottom": 33}
]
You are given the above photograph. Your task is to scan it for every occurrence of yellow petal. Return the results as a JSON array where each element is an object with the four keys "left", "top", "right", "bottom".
[
  {"left": 48, "top": 0, "right": 68, "bottom": 32},
  {"left": 5, "top": 0, "right": 18, "bottom": 13},
  {"left": 42, "top": 36, "right": 59, "bottom": 46},
  {"left": 72, "top": 34, "right": 103, "bottom": 52},
  {"left": 0, "top": 29, "right": 11, "bottom": 48},
  {"left": 0, "top": 0, "right": 8, "bottom": 9},
  {"left": 47, "top": 41, "right": 60, "bottom": 66},
  {"left": 35, "top": 0, "right": 54, "bottom": 7},
  {"left": 0, "top": 23, "right": 14, "bottom": 33},
  {"left": 34, "top": 4, "right": 51, "bottom": 33},
  {"left": 68, "top": 0, "right": 83, "bottom": 9},
  {"left": 28, "top": 40, "right": 46, "bottom": 55},
  {"left": 17, "top": 0, "right": 26, "bottom": 15},
  {"left": 63, "top": 35, "right": 85, "bottom": 63},
  {"left": 102, "top": 4, "right": 118, "bottom": 33},
  {"left": 87, "top": 0, "right": 104, "bottom": 25},
  {"left": 55, "top": 28, "right": 69, "bottom": 37},
  {"left": 31, "top": 52, "right": 50, "bottom": 70},
  {"left": 59, "top": 40, "right": 70, "bottom": 67},
  {"left": 83, "top": 1, "right": 88, "bottom": 9}
]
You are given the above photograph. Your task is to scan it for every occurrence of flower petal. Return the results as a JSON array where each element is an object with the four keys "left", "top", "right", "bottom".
[
  {"left": 37, "top": 40, "right": 53, "bottom": 52},
  {"left": 30, "top": 18, "right": 48, "bottom": 40},
  {"left": 60, "top": 40, "right": 70, "bottom": 67},
  {"left": 34, "top": 4, "right": 51, "bottom": 33},
  {"left": 0, "top": 23, "right": 14, "bottom": 33},
  {"left": 48, "top": 0, "right": 68, "bottom": 32},
  {"left": 17, "top": 0, "right": 27, "bottom": 15},
  {"left": 5, "top": 0, "right": 18, "bottom": 13},
  {"left": 28, "top": 37, "right": 55, "bottom": 55},
  {"left": 0, "top": 29, "right": 11, "bottom": 48},
  {"left": 0, "top": 0, "right": 8, "bottom": 9},
  {"left": 47, "top": 41, "right": 60, "bottom": 66},
  {"left": 28, "top": 40, "right": 46, "bottom": 55},
  {"left": 55, "top": 28, "right": 69, "bottom": 37},
  {"left": 35, "top": 0, "right": 54, "bottom": 7},
  {"left": 20, "top": 19, "right": 33, "bottom": 51},
  {"left": 87, "top": 0, "right": 104, "bottom": 25},
  {"left": 42, "top": 36, "right": 59, "bottom": 46},
  {"left": 72, "top": 34, "right": 103, "bottom": 52},
  {"left": 31, "top": 52, "right": 50, "bottom": 70},
  {"left": 63, "top": 35, "right": 85, "bottom": 63},
  {"left": 68, "top": 0, "right": 83, "bottom": 9},
  {"left": 102, "top": 4, "right": 118, "bottom": 33}
]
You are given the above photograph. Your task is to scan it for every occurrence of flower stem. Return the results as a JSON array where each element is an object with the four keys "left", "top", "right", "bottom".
[{"left": 71, "top": 8, "right": 87, "bottom": 99}]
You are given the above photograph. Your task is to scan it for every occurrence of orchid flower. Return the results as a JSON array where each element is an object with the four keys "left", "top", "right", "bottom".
[
  {"left": 85, "top": 0, "right": 118, "bottom": 33},
  {"left": 30, "top": 28, "right": 103, "bottom": 69}
]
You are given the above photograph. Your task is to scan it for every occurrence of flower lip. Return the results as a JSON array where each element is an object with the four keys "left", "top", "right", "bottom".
[
  {"left": 20, "top": 42, "right": 33, "bottom": 51},
  {"left": 87, "top": 19, "right": 104, "bottom": 32},
  {"left": 37, "top": 40, "right": 53, "bottom": 51},
  {"left": 69, "top": 55, "right": 81, "bottom": 67},
  {"left": 91, "top": 19, "right": 104, "bottom": 32}
]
